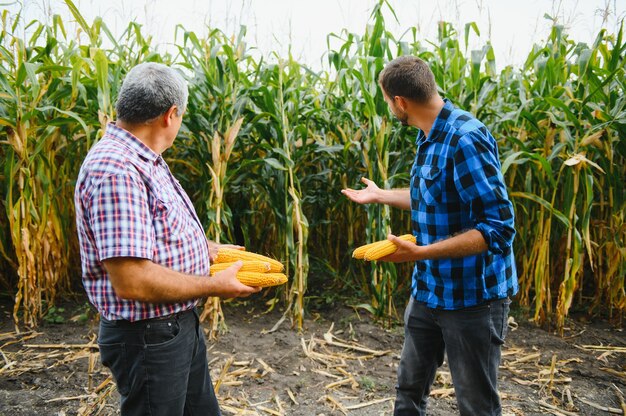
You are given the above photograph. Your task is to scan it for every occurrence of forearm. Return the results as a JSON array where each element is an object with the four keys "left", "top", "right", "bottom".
[
  {"left": 378, "top": 188, "right": 411, "bottom": 210},
  {"left": 382, "top": 229, "right": 489, "bottom": 263},
  {"left": 419, "top": 229, "right": 488, "bottom": 261},
  {"left": 105, "top": 259, "right": 213, "bottom": 303}
]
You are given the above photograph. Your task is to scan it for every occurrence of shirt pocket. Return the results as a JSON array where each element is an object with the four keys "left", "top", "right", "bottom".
[
  {"left": 416, "top": 165, "right": 444, "bottom": 206},
  {"left": 153, "top": 192, "right": 190, "bottom": 240}
]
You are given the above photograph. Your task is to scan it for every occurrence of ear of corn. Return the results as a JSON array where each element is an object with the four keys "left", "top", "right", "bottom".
[
  {"left": 215, "top": 248, "right": 285, "bottom": 272},
  {"left": 352, "top": 241, "right": 383, "bottom": 259},
  {"left": 210, "top": 261, "right": 271, "bottom": 274},
  {"left": 235, "top": 272, "right": 288, "bottom": 288},
  {"left": 352, "top": 234, "right": 416, "bottom": 261},
  {"left": 267, "top": 263, "right": 284, "bottom": 273}
]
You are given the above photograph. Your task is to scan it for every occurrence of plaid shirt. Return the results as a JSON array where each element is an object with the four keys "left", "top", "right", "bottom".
[
  {"left": 410, "top": 99, "right": 518, "bottom": 309},
  {"left": 75, "top": 123, "right": 210, "bottom": 321}
]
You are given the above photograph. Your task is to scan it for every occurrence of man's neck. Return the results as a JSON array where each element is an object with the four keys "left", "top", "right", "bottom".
[
  {"left": 116, "top": 120, "right": 166, "bottom": 155},
  {"left": 411, "top": 96, "right": 445, "bottom": 138}
]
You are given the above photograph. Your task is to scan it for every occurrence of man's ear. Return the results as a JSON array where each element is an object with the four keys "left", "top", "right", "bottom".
[
  {"left": 393, "top": 96, "right": 408, "bottom": 112},
  {"left": 163, "top": 105, "right": 178, "bottom": 127}
]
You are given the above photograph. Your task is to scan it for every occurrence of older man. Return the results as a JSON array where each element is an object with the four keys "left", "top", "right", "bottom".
[
  {"left": 75, "top": 62, "right": 260, "bottom": 416},
  {"left": 343, "top": 56, "right": 517, "bottom": 415}
]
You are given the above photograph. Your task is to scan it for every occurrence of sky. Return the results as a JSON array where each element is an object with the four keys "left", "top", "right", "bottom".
[{"left": 6, "top": 0, "right": 626, "bottom": 71}]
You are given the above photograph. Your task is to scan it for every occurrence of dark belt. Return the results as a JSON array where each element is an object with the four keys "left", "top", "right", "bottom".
[
  {"left": 102, "top": 307, "right": 195, "bottom": 328},
  {"left": 152, "top": 308, "right": 193, "bottom": 321}
]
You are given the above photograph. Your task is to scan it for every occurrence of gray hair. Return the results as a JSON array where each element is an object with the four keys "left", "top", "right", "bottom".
[{"left": 115, "top": 62, "right": 188, "bottom": 124}]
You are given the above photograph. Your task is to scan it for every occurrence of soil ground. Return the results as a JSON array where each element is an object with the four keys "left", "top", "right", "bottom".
[{"left": 0, "top": 295, "right": 624, "bottom": 416}]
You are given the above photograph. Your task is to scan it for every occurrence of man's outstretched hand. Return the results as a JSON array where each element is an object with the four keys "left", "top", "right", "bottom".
[{"left": 341, "top": 177, "right": 381, "bottom": 205}]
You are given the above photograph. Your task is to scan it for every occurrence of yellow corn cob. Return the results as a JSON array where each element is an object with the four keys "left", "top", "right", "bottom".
[
  {"left": 352, "top": 241, "right": 382, "bottom": 259},
  {"left": 215, "top": 248, "right": 284, "bottom": 272},
  {"left": 267, "top": 263, "right": 284, "bottom": 273},
  {"left": 210, "top": 260, "right": 271, "bottom": 274},
  {"left": 353, "top": 234, "right": 416, "bottom": 259},
  {"left": 362, "top": 234, "right": 417, "bottom": 261},
  {"left": 235, "top": 272, "right": 288, "bottom": 288}
]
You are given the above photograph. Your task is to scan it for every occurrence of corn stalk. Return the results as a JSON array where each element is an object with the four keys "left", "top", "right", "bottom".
[{"left": 198, "top": 118, "right": 243, "bottom": 338}]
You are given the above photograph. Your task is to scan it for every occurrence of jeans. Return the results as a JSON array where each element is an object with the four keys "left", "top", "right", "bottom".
[
  {"left": 98, "top": 308, "right": 221, "bottom": 416},
  {"left": 394, "top": 297, "right": 511, "bottom": 416}
]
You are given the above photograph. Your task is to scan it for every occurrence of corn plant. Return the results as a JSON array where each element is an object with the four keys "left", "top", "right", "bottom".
[
  {"left": 494, "top": 22, "right": 626, "bottom": 327},
  {"left": 323, "top": 1, "right": 403, "bottom": 322},
  {"left": 0, "top": 9, "right": 89, "bottom": 326},
  {"left": 243, "top": 57, "right": 312, "bottom": 331}
]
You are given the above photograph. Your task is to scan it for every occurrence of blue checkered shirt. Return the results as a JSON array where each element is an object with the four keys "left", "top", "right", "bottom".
[{"left": 410, "top": 99, "right": 518, "bottom": 309}]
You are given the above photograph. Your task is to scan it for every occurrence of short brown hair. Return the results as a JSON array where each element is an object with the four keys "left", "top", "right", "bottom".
[{"left": 378, "top": 56, "right": 438, "bottom": 103}]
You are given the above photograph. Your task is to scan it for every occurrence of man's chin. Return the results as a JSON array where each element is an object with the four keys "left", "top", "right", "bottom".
[{"left": 394, "top": 114, "right": 409, "bottom": 126}]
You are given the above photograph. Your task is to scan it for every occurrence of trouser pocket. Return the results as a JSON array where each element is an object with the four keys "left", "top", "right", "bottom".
[
  {"left": 144, "top": 320, "right": 181, "bottom": 346},
  {"left": 98, "top": 342, "right": 130, "bottom": 395},
  {"left": 489, "top": 298, "right": 511, "bottom": 345}
]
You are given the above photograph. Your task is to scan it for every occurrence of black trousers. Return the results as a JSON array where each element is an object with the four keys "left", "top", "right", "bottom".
[
  {"left": 394, "top": 297, "right": 511, "bottom": 416},
  {"left": 98, "top": 308, "right": 221, "bottom": 416}
]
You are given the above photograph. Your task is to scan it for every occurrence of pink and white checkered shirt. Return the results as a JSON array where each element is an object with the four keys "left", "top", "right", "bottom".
[{"left": 75, "top": 123, "right": 210, "bottom": 321}]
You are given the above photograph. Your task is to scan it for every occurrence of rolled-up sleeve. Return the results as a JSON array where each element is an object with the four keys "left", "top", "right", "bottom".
[
  {"left": 86, "top": 173, "right": 154, "bottom": 261},
  {"left": 453, "top": 131, "right": 515, "bottom": 254}
]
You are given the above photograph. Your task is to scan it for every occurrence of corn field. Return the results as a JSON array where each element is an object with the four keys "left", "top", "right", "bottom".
[{"left": 1, "top": 1, "right": 624, "bottom": 331}]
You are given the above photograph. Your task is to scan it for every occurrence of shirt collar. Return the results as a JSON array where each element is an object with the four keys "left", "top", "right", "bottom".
[
  {"left": 415, "top": 98, "right": 454, "bottom": 145},
  {"left": 105, "top": 122, "right": 160, "bottom": 164}
]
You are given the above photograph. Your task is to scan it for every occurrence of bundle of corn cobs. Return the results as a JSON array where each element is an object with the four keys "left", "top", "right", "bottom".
[
  {"left": 352, "top": 234, "right": 416, "bottom": 261},
  {"left": 211, "top": 248, "right": 287, "bottom": 287}
]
